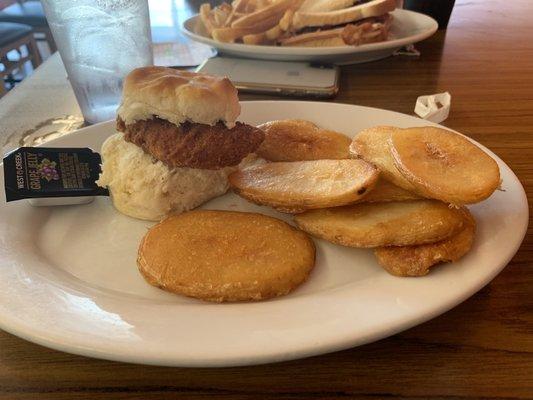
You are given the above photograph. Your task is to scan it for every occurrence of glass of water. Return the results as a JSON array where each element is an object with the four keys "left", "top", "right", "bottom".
[{"left": 41, "top": 0, "right": 153, "bottom": 124}]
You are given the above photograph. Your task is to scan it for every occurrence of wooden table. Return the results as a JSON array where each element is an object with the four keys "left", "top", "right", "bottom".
[{"left": 0, "top": 0, "right": 531, "bottom": 399}]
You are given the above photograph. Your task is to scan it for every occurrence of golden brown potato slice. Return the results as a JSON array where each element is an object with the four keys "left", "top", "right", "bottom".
[
  {"left": 278, "top": 8, "right": 294, "bottom": 30},
  {"left": 212, "top": 3, "right": 232, "bottom": 27},
  {"left": 199, "top": 3, "right": 215, "bottom": 35},
  {"left": 231, "top": 0, "right": 248, "bottom": 13},
  {"left": 374, "top": 208, "right": 476, "bottom": 276},
  {"left": 257, "top": 119, "right": 351, "bottom": 161},
  {"left": 390, "top": 127, "right": 501, "bottom": 204},
  {"left": 225, "top": 0, "right": 248, "bottom": 26},
  {"left": 256, "top": 0, "right": 272, "bottom": 9},
  {"left": 229, "top": 159, "right": 379, "bottom": 209},
  {"left": 242, "top": 31, "right": 269, "bottom": 45},
  {"left": 274, "top": 206, "right": 307, "bottom": 214},
  {"left": 138, "top": 210, "right": 315, "bottom": 302},
  {"left": 269, "top": 178, "right": 429, "bottom": 213},
  {"left": 212, "top": 11, "right": 282, "bottom": 42},
  {"left": 272, "top": 177, "right": 422, "bottom": 212},
  {"left": 231, "top": 0, "right": 293, "bottom": 28},
  {"left": 212, "top": 26, "right": 256, "bottom": 42},
  {"left": 349, "top": 126, "right": 417, "bottom": 191},
  {"left": 294, "top": 200, "right": 465, "bottom": 248},
  {"left": 265, "top": 24, "right": 284, "bottom": 40},
  {"left": 355, "top": 179, "right": 423, "bottom": 203},
  {"left": 243, "top": 0, "right": 257, "bottom": 13}
]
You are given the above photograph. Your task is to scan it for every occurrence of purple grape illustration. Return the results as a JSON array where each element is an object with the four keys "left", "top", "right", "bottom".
[{"left": 37, "top": 158, "right": 60, "bottom": 181}]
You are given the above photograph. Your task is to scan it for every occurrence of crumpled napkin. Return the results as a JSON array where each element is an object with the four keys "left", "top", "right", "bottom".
[{"left": 415, "top": 92, "right": 451, "bottom": 123}]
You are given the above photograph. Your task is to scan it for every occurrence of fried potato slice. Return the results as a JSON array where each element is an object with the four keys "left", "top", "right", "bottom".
[
  {"left": 265, "top": 24, "right": 284, "bottom": 40},
  {"left": 349, "top": 126, "right": 417, "bottom": 191},
  {"left": 355, "top": 179, "right": 423, "bottom": 203},
  {"left": 231, "top": 0, "right": 295, "bottom": 28},
  {"left": 211, "top": 26, "right": 258, "bottom": 42},
  {"left": 229, "top": 159, "right": 379, "bottom": 209},
  {"left": 274, "top": 206, "right": 307, "bottom": 214},
  {"left": 199, "top": 3, "right": 215, "bottom": 35},
  {"left": 242, "top": 14, "right": 290, "bottom": 44},
  {"left": 225, "top": 0, "right": 248, "bottom": 26},
  {"left": 138, "top": 210, "right": 315, "bottom": 302},
  {"left": 390, "top": 127, "right": 501, "bottom": 204},
  {"left": 256, "top": 0, "right": 272, "bottom": 9},
  {"left": 257, "top": 119, "right": 352, "bottom": 161},
  {"left": 231, "top": 0, "right": 248, "bottom": 11},
  {"left": 242, "top": 31, "right": 269, "bottom": 45},
  {"left": 294, "top": 200, "right": 465, "bottom": 248},
  {"left": 279, "top": 8, "right": 295, "bottom": 31},
  {"left": 243, "top": 0, "right": 257, "bottom": 13},
  {"left": 213, "top": 12, "right": 282, "bottom": 42},
  {"left": 212, "top": 3, "right": 233, "bottom": 27},
  {"left": 374, "top": 208, "right": 476, "bottom": 276}
]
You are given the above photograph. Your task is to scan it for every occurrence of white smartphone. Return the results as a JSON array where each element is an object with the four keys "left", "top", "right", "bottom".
[{"left": 196, "top": 57, "right": 340, "bottom": 98}]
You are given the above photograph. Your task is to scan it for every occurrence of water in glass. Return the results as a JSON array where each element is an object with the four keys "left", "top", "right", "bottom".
[{"left": 42, "top": 0, "right": 153, "bottom": 124}]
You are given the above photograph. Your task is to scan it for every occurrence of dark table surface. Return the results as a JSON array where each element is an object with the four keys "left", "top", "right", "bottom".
[{"left": 0, "top": 0, "right": 532, "bottom": 399}]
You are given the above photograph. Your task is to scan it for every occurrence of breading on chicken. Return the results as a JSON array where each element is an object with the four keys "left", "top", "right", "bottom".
[{"left": 117, "top": 117, "right": 265, "bottom": 170}]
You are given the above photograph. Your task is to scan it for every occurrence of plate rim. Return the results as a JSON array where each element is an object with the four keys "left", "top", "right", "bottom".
[{"left": 0, "top": 101, "right": 528, "bottom": 367}]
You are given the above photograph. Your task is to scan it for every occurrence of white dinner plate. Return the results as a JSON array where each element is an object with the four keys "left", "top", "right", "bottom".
[
  {"left": 0, "top": 101, "right": 528, "bottom": 367},
  {"left": 182, "top": 9, "right": 438, "bottom": 64}
]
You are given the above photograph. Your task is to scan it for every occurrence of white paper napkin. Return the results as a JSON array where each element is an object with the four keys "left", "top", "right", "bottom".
[{"left": 415, "top": 92, "right": 451, "bottom": 123}]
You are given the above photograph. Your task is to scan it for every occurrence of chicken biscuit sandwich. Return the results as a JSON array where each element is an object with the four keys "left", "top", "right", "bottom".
[{"left": 98, "top": 67, "right": 264, "bottom": 221}]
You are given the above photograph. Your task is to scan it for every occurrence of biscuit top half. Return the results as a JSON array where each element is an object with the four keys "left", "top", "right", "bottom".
[{"left": 117, "top": 66, "right": 241, "bottom": 128}]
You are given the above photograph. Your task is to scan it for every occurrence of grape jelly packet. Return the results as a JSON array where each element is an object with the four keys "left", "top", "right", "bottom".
[{"left": 3, "top": 147, "right": 108, "bottom": 205}]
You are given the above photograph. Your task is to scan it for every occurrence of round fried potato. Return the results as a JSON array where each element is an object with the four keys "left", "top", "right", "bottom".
[
  {"left": 349, "top": 126, "right": 417, "bottom": 191},
  {"left": 257, "top": 119, "right": 352, "bottom": 161},
  {"left": 229, "top": 159, "right": 379, "bottom": 210},
  {"left": 374, "top": 208, "right": 476, "bottom": 276},
  {"left": 354, "top": 179, "right": 423, "bottom": 204},
  {"left": 274, "top": 206, "right": 307, "bottom": 214},
  {"left": 390, "top": 127, "right": 500, "bottom": 204},
  {"left": 294, "top": 200, "right": 465, "bottom": 248},
  {"left": 138, "top": 210, "right": 315, "bottom": 302}
]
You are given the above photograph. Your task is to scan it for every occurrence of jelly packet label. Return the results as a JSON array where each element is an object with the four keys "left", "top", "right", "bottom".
[{"left": 3, "top": 147, "right": 108, "bottom": 202}]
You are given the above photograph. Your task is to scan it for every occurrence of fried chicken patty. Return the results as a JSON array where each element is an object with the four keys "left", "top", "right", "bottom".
[{"left": 117, "top": 117, "right": 264, "bottom": 170}]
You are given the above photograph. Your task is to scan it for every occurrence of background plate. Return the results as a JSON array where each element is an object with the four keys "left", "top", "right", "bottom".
[
  {"left": 0, "top": 101, "right": 527, "bottom": 367},
  {"left": 182, "top": 9, "right": 438, "bottom": 64}
]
